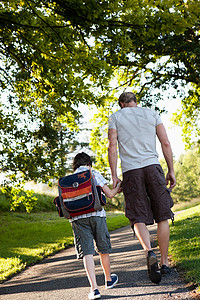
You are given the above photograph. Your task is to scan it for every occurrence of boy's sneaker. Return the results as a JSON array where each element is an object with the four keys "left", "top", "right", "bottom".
[
  {"left": 147, "top": 250, "right": 161, "bottom": 284},
  {"left": 105, "top": 274, "right": 118, "bottom": 289},
  {"left": 88, "top": 289, "right": 101, "bottom": 299},
  {"left": 160, "top": 264, "right": 171, "bottom": 275}
]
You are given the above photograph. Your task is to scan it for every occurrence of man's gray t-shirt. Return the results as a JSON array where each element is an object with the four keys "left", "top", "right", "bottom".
[{"left": 108, "top": 106, "right": 162, "bottom": 173}]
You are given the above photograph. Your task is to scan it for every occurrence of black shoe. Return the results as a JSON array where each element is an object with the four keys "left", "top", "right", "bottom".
[
  {"left": 147, "top": 250, "right": 161, "bottom": 284},
  {"left": 160, "top": 264, "right": 171, "bottom": 275},
  {"left": 105, "top": 274, "right": 118, "bottom": 289},
  {"left": 88, "top": 289, "right": 101, "bottom": 299}
]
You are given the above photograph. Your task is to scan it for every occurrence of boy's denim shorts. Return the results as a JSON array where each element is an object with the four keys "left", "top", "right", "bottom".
[
  {"left": 122, "top": 164, "right": 174, "bottom": 226},
  {"left": 71, "top": 216, "right": 112, "bottom": 259}
]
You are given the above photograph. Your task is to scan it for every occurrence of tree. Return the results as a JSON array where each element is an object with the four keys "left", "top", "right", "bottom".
[
  {"left": 173, "top": 145, "right": 200, "bottom": 202},
  {"left": 1, "top": 0, "right": 200, "bottom": 185},
  {"left": 88, "top": 0, "right": 200, "bottom": 165},
  {"left": 172, "top": 86, "right": 200, "bottom": 149},
  {"left": 0, "top": 0, "right": 112, "bottom": 184}
]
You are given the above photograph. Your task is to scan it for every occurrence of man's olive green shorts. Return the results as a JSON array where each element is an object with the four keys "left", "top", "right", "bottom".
[
  {"left": 71, "top": 216, "right": 112, "bottom": 259},
  {"left": 122, "top": 164, "right": 174, "bottom": 226}
]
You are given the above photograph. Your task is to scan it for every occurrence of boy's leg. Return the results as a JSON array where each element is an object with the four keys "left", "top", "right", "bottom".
[
  {"left": 99, "top": 253, "right": 111, "bottom": 281},
  {"left": 83, "top": 254, "right": 98, "bottom": 291},
  {"left": 99, "top": 253, "right": 118, "bottom": 289},
  {"left": 93, "top": 216, "right": 112, "bottom": 282}
]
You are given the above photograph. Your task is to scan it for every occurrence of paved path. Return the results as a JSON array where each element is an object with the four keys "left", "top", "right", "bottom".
[{"left": 0, "top": 224, "right": 198, "bottom": 300}]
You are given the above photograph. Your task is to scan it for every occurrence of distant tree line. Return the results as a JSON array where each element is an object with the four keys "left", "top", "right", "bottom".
[{"left": 160, "top": 144, "right": 200, "bottom": 203}]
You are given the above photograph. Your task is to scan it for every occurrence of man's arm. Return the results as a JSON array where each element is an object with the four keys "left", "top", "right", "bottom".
[
  {"left": 108, "top": 128, "right": 121, "bottom": 188},
  {"left": 156, "top": 123, "right": 176, "bottom": 189}
]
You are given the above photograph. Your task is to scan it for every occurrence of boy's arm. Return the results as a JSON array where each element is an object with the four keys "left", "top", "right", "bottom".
[{"left": 102, "top": 182, "right": 121, "bottom": 199}]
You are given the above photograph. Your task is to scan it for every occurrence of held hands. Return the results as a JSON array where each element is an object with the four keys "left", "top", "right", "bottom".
[{"left": 113, "top": 177, "right": 122, "bottom": 193}]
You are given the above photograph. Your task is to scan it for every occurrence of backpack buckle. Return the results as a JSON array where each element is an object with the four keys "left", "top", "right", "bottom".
[{"left": 72, "top": 182, "right": 79, "bottom": 188}]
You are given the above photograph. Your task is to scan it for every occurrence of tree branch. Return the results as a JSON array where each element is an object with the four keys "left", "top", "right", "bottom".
[{"left": 24, "top": 0, "right": 73, "bottom": 53}]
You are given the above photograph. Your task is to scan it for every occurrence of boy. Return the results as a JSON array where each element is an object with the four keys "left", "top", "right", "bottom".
[{"left": 70, "top": 152, "right": 121, "bottom": 300}]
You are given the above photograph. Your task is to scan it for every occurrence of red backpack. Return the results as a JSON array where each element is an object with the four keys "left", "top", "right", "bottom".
[{"left": 53, "top": 170, "right": 106, "bottom": 219}]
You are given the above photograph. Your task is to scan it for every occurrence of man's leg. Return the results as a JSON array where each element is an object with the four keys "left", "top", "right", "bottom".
[
  {"left": 134, "top": 222, "right": 152, "bottom": 257},
  {"left": 83, "top": 254, "right": 98, "bottom": 291},
  {"left": 134, "top": 222, "right": 161, "bottom": 284},
  {"left": 157, "top": 219, "right": 170, "bottom": 266}
]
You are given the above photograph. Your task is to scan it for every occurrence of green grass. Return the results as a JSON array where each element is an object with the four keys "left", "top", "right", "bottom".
[
  {"left": 0, "top": 212, "right": 74, "bottom": 281},
  {"left": 172, "top": 197, "right": 200, "bottom": 212},
  {"left": 0, "top": 199, "right": 200, "bottom": 296},
  {"left": 169, "top": 204, "right": 200, "bottom": 292},
  {"left": 0, "top": 211, "right": 129, "bottom": 282}
]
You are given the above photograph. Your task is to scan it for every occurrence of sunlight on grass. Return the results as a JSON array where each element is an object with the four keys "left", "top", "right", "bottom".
[
  {"left": 0, "top": 257, "right": 25, "bottom": 281},
  {"left": 169, "top": 205, "right": 200, "bottom": 289},
  {"left": 106, "top": 212, "right": 129, "bottom": 231},
  {"left": 0, "top": 211, "right": 128, "bottom": 282},
  {"left": 1, "top": 205, "right": 199, "bottom": 294},
  {"left": 172, "top": 198, "right": 200, "bottom": 212}
]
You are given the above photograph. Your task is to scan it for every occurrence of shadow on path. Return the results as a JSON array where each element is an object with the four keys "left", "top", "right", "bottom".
[{"left": 0, "top": 224, "right": 197, "bottom": 299}]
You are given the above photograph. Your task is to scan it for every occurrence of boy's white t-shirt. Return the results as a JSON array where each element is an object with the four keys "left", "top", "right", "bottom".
[{"left": 69, "top": 166, "right": 107, "bottom": 222}]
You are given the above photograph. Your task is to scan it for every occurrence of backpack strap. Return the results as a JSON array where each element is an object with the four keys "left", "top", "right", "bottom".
[
  {"left": 58, "top": 186, "right": 71, "bottom": 219},
  {"left": 90, "top": 171, "right": 102, "bottom": 211}
]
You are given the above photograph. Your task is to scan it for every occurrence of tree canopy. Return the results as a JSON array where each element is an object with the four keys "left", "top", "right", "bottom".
[{"left": 0, "top": 0, "right": 200, "bottom": 183}]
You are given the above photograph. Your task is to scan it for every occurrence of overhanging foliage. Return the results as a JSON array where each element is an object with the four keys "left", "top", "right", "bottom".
[{"left": 0, "top": 0, "right": 200, "bottom": 184}]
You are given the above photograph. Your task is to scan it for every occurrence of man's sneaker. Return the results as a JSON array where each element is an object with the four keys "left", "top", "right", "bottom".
[
  {"left": 88, "top": 289, "right": 101, "bottom": 299},
  {"left": 147, "top": 250, "right": 161, "bottom": 284},
  {"left": 160, "top": 264, "right": 171, "bottom": 275},
  {"left": 105, "top": 274, "right": 118, "bottom": 289}
]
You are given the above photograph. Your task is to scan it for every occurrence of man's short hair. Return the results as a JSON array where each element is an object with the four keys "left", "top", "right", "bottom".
[
  {"left": 73, "top": 152, "right": 92, "bottom": 171},
  {"left": 118, "top": 92, "right": 137, "bottom": 108}
]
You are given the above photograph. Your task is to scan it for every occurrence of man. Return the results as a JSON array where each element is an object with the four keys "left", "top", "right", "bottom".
[{"left": 108, "top": 92, "right": 176, "bottom": 284}]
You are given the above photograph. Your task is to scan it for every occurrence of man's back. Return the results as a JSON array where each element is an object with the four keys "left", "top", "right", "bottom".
[{"left": 108, "top": 106, "right": 162, "bottom": 172}]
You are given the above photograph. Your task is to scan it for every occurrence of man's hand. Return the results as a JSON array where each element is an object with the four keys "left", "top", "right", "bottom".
[
  {"left": 112, "top": 176, "right": 121, "bottom": 189},
  {"left": 116, "top": 181, "right": 123, "bottom": 193},
  {"left": 166, "top": 172, "right": 176, "bottom": 189}
]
